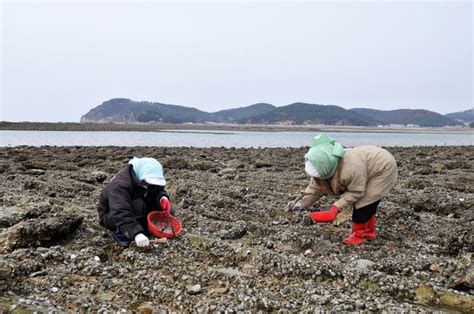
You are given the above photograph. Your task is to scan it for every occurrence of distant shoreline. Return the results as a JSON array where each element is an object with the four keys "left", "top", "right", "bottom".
[{"left": 0, "top": 121, "right": 472, "bottom": 134}]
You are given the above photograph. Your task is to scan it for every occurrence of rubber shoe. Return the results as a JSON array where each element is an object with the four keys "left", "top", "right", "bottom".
[
  {"left": 364, "top": 215, "right": 377, "bottom": 241},
  {"left": 342, "top": 222, "right": 366, "bottom": 245}
]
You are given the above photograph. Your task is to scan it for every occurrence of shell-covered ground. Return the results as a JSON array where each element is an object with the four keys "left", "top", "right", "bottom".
[{"left": 0, "top": 146, "right": 473, "bottom": 312}]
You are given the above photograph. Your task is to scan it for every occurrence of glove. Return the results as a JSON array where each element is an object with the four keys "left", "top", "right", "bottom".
[
  {"left": 134, "top": 233, "right": 150, "bottom": 247},
  {"left": 160, "top": 196, "right": 171, "bottom": 214},
  {"left": 289, "top": 201, "right": 303, "bottom": 212},
  {"left": 310, "top": 205, "right": 340, "bottom": 222}
]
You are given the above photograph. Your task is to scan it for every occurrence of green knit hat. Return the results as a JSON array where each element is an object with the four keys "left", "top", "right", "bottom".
[{"left": 304, "top": 134, "right": 345, "bottom": 179}]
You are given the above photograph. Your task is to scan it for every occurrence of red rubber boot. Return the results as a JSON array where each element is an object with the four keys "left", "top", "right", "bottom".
[
  {"left": 342, "top": 222, "right": 366, "bottom": 245},
  {"left": 364, "top": 215, "right": 377, "bottom": 241}
]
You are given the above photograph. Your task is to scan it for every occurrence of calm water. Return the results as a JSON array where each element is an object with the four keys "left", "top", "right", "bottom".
[{"left": 1, "top": 130, "right": 473, "bottom": 148}]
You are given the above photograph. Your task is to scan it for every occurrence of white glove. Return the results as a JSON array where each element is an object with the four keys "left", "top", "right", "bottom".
[
  {"left": 290, "top": 201, "right": 304, "bottom": 212},
  {"left": 134, "top": 233, "right": 149, "bottom": 247}
]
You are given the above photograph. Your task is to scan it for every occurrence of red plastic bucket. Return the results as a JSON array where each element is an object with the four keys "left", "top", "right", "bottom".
[{"left": 147, "top": 211, "right": 182, "bottom": 238}]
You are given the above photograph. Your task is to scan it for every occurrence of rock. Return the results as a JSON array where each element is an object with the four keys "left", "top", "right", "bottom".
[
  {"left": 415, "top": 284, "right": 435, "bottom": 304},
  {"left": 233, "top": 175, "right": 246, "bottom": 182},
  {"left": 254, "top": 160, "right": 272, "bottom": 168},
  {"left": 209, "top": 285, "right": 229, "bottom": 296},
  {"left": 350, "top": 259, "right": 375, "bottom": 272},
  {"left": 137, "top": 304, "right": 153, "bottom": 314},
  {"left": 429, "top": 263, "right": 440, "bottom": 273},
  {"left": 29, "top": 270, "right": 46, "bottom": 277},
  {"left": 23, "top": 180, "right": 44, "bottom": 190},
  {"left": 0, "top": 214, "right": 84, "bottom": 253},
  {"left": 186, "top": 284, "right": 202, "bottom": 295},
  {"left": 217, "top": 224, "right": 247, "bottom": 240},
  {"left": 25, "top": 169, "right": 46, "bottom": 175},
  {"left": 92, "top": 171, "right": 108, "bottom": 183},
  {"left": 452, "top": 264, "right": 474, "bottom": 290},
  {"left": 438, "top": 290, "right": 474, "bottom": 312},
  {"left": 218, "top": 168, "right": 236, "bottom": 175},
  {"left": 51, "top": 287, "right": 59, "bottom": 293},
  {"left": 186, "top": 234, "right": 216, "bottom": 250},
  {"left": 210, "top": 267, "right": 251, "bottom": 278}
]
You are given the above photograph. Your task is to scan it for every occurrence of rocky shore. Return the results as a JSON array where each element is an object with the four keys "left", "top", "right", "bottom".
[
  {"left": 1, "top": 121, "right": 471, "bottom": 134},
  {"left": 0, "top": 146, "right": 473, "bottom": 312}
]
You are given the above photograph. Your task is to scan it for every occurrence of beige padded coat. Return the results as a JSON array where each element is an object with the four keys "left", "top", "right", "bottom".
[{"left": 300, "top": 146, "right": 398, "bottom": 210}]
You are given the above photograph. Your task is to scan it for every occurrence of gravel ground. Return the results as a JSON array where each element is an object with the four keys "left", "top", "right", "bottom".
[{"left": 0, "top": 146, "right": 473, "bottom": 312}]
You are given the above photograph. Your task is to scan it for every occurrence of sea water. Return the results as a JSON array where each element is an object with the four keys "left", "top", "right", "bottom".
[{"left": 1, "top": 130, "right": 473, "bottom": 148}]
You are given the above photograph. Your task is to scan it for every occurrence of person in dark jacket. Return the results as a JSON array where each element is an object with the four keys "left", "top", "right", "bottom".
[{"left": 97, "top": 157, "right": 172, "bottom": 247}]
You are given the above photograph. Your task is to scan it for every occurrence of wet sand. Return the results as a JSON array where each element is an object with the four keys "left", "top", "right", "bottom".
[{"left": 0, "top": 146, "right": 473, "bottom": 312}]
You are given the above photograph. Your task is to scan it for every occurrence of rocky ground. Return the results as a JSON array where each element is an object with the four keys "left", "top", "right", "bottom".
[{"left": 0, "top": 146, "right": 473, "bottom": 312}]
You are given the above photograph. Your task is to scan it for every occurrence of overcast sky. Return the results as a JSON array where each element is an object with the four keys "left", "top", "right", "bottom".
[{"left": 1, "top": 1, "right": 472, "bottom": 122}]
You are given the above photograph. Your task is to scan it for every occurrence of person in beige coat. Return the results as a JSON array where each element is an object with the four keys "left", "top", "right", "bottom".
[{"left": 291, "top": 134, "right": 398, "bottom": 245}]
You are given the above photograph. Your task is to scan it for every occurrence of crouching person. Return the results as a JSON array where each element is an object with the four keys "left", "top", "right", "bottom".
[
  {"left": 97, "top": 157, "right": 173, "bottom": 247},
  {"left": 291, "top": 134, "right": 397, "bottom": 245}
]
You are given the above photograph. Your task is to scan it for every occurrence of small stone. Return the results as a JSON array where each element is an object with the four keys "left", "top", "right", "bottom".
[
  {"left": 304, "top": 249, "right": 312, "bottom": 256},
  {"left": 429, "top": 263, "right": 440, "bottom": 272},
  {"left": 351, "top": 259, "right": 375, "bottom": 271},
  {"left": 94, "top": 256, "right": 101, "bottom": 262},
  {"left": 209, "top": 286, "right": 229, "bottom": 296},
  {"left": 36, "top": 247, "right": 49, "bottom": 253},
  {"left": 51, "top": 287, "right": 59, "bottom": 293},
  {"left": 265, "top": 241, "right": 274, "bottom": 249},
  {"left": 137, "top": 304, "right": 153, "bottom": 314},
  {"left": 186, "top": 284, "right": 202, "bottom": 295},
  {"left": 25, "top": 169, "right": 45, "bottom": 175},
  {"left": 30, "top": 270, "right": 47, "bottom": 277},
  {"left": 355, "top": 301, "right": 365, "bottom": 309}
]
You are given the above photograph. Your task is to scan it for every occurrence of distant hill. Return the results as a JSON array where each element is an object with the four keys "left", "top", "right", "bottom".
[
  {"left": 213, "top": 103, "right": 276, "bottom": 123},
  {"left": 81, "top": 98, "right": 467, "bottom": 127},
  {"left": 81, "top": 98, "right": 213, "bottom": 124},
  {"left": 243, "top": 103, "right": 381, "bottom": 126},
  {"left": 445, "top": 108, "right": 474, "bottom": 124},
  {"left": 350, "top": 108, "right": 462, "bottom": 127}
]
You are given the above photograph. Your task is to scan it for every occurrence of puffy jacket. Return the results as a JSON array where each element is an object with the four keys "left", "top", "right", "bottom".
[{"left": 97, "top": 165, "right": 168, "bottom": 239}]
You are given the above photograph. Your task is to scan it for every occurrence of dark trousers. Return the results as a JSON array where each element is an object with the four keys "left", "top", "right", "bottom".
[{"left": 352, "top": 200, "right": 381, "bottom": 223}]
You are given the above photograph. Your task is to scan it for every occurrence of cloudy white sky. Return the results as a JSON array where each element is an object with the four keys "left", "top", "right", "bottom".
[{"left": 1, "top": 0, "right": 472, "bottom": 122}]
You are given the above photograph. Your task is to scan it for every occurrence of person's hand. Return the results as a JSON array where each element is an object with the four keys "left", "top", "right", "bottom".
[
  {"left": 160, "top": 196, "right": 172, "bottom": 214},
  {"left": 134, "top": 233, "right": 150, "bottom": 247},
  {"left": 289, "top": 201, "right": 304, "bottom": 212},
  {"left": 310, "top": 205, "right": 340, "bottom": 222}
]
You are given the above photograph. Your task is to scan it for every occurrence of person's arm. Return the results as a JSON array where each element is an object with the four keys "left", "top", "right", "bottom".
[
  {"left": 108, "top": 184, "right": 145, "bottom": 240},
  {"left": 334, "top": 166, "right": 367, "bottom": 210},
  {"left": 298, "top": 177, "right": 324, "bottom": 209}
]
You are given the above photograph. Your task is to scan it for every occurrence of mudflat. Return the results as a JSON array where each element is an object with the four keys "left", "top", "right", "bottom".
[
  {"left": 0, "top": 146, "right": 473, "bottom": 312},
  {"left": 1, "top": 121, "right": 471, "bottom": 133}
]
